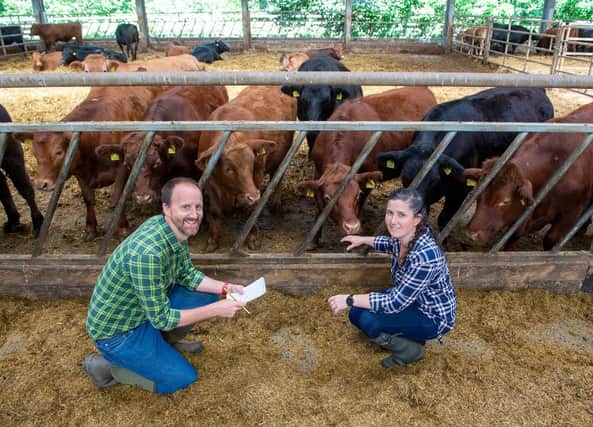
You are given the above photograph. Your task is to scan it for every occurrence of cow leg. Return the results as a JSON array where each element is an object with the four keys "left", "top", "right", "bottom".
[
  {"left": 0, "top": 171, "right": 24, "bottom": 233},
  {"left": 117, "top": 41, "right": 125, "bottom": 56},
  {"left": 111, "top": 166, "right": 130, "bottom": 238},
  {"left": 437, "top": 192, "right": 466, "bottom": 230},
  {"left": 3, "top": 159, "right": 44, "bottom": 236},
  {"left": 76, "top": 177, "right": 98, "bottom": 241},
  {"left": 132, "top": 42, "right": 138, "bottom": 61},
  {"left": 205, "top": 211, "right": 220, "bottom": 253},
  {"left": 246, "top": 224, "right": 261, "bottom": 250},
  {"left": 543, "top": 214, "right": 582, "bottom": 250}
]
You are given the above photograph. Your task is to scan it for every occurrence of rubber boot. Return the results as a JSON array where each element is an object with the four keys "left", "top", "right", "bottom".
[
  {"left": 370, "top": 333, "right": 425, "bottom": 368},
  {"left": 110, "top": 366, "right": 156, "bottom": 392},
  {"left": 162, "top": 324, "right": 204, "bottom": 354},
  {"left": 82, "top": 354, "right": 117, "bottom": 388}
]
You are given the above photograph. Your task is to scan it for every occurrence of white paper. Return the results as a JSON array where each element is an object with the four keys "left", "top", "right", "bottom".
[{"left": 226, "top": 277, "right": 266, "bottom": 303}]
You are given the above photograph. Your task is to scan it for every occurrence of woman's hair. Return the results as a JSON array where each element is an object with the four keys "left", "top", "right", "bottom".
[
  {"left": 386, "top": 188, "right": 442, "bottom": 263},
  {"left": 161, "top": 177, "right": 200, "bottom": 205}
]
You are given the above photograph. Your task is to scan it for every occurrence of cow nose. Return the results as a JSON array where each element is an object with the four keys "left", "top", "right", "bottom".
[
  {"left": 342, "top": 220, "right": 361, "bottom": 235},
  {"left": 34, "top": 178, "right": 54, "bottom": 192},
  {"left": 246, "top": 191, "right": 260, "bottom": 205},
  {"left": 467, "top": 230, "right": 481, "bottom": 241},
  {"left": 134, "top": 194, "right": 153, "bottom": 204}
]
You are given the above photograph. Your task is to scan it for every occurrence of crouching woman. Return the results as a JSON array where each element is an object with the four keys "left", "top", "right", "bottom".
[{"left": 328, "top": 188, "right": 456, "bottom": 368}]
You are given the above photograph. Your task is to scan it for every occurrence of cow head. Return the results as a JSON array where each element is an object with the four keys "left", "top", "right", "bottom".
[
  {"left": 29, "top": 24, "right": 40, "bottom": 36},
  {"left": 31, "top": 52, "right": 43, "bottom": 71},
  {"left": 196, "top": 137, "right": 276, "bottom": 208},
  {"left": 17, "top": 131, "right": 72, "bottom": 191},
  {"left": 297, "top": 163, "right": 382, "bottom": 236},
  {"left": 69, "top": 54, "right": 120, "bottom": 72},
  {"left": 214, "top": 40, "right": 230, "bottom": 53},
  {"left": 465, "top": 158, "right": 534, "bottom": 243}
]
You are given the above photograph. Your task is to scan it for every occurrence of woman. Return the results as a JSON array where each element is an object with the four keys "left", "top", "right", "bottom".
[{"left": 328, "top": 188, "right": 456, "bottom": 368}]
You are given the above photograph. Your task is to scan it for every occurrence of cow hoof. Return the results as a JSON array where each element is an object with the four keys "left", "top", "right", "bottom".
[
  {"left": 247, "top": 238, "right": 262, "bottom": 251},
  {"left": 83, "top": 231, "right": 97, "bottom": 242},
  {"left": 32, "top": 215, "right": 44, "bottom": 237},
  {"left": 3, "top": 221, "right": 26, "bottom": 234},
  {"left": 205, "top": 242, "right": 218, "bottom": 253}
]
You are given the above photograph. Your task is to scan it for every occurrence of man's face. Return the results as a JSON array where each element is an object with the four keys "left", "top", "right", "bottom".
[{"left": 162, "top": 183, "right": 203, "bottom": 242}]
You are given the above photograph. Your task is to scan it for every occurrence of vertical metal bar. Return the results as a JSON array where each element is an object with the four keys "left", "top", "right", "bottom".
[
  {"left": 0, "top": 133, "right": 8, "bottom": 167},
  {"left": 294, "top": 131, "right": 383, "bottom": 256},
  {"left": 135, "top": 0, "right": 151, "bottom": 50},
  {"left": 443, "top": 0, "right": 455, "bottom": 51},
  {"left": 96, "top": 131, "right": 155, "bottom": 257},
  {"left": 241, "top": 0, "right": 251, "bottom": 50},
  {"left": 197, "top": 131, "right": 232, "bottom": 190},
  {"left": 408, "top": 131, "right": 457, "bottom": 190},
  {"left": 483, "top": 18, "right": 493, "bottom": 64},
  {"left": 438, "top": 132, "right": 529, "bottom": 242},
  {"left": 551, "top": 201, "right": 593, "bottom": 253},
  {"left": 540, "top": 0, "right": 555, "bottom": 33},
  {"left": 344, "top": 0, "right": 352, "bottom": 51},
  {"left": 32, "top": 132, "right": 80, "bottom": 258},
  {"left": 231, "top": 131, "right": 307, "bottom": 256},
  {"left": 490, "top": 133, "right": 593, "bottom": 253}
]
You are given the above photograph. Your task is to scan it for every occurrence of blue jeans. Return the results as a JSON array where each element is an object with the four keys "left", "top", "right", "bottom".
[
  {"left": 349, "top": 304, "right": 439, "bottom": 342},
  {"left": 94, "top": 285, "right": 219, "bottom": 394}
]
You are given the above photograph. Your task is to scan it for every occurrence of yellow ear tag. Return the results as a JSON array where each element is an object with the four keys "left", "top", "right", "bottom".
[
  {"left": 110, "top": 152, "right": 120, "bottom": 161},
  {"left": 167, "top": 146, "right": 176, "bottom": 155},
  {"left": 336, "top": 92, "right": 343, "bottom": 101},
  {"left": 466, "top": 178, "right": 477, "bottom": 187},
  {"left": 520, "top": 199, "right": 526, "bottom": 206},
  {"left": 257, "top": 148, "right": 266, "bottom": 156},
  {"left": 386, "top": 159, "right": 395, "bottom": 169},
  {"left": 292, "top": 90, "right": 300, "bottom": 98},
  {"left": 306, "top": 190, "right": 315, "bottom": 198},
  {"left": 443, "top": 167, "right": 452, "bottom": 176},
  {"left": 365, "top": 180, "right": 375, "bottom": 189},
  {"left": 24, "top": 138, "right": 32, "bottom": 144}
]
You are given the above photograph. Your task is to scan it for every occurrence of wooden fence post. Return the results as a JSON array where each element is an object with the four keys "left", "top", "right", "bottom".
[
  {"left": 443, "top": 0, "right": 455, "bottom": 51},
  {"left": 344, "top": 0, "right": 352, "bottom": 51},
  {"left": 135, "top": 0, "right": 151, "bottom": 50},
  {"left": 241, "top": 0, "right": 252, "bottom": 50}
]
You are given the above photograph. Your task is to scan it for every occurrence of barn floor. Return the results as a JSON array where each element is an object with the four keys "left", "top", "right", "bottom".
[{"left": 0, "top": 49, "right": 592, "bottom": 426}]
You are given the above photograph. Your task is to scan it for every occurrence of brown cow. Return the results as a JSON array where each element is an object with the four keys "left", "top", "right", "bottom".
[
  {"left": 30, "top": 51, "right": 63, "bottom": 72},
  {"left": 15, "top": 83, "right": 169, "bottom": 241},
  {"left": 69, "top": 53, "right": 204, "bottom": 72},
  {"left": 95, "top": 84, "right": 228, "bottom": 206},
  {"left": 464, "top": 102, "right": 593, "bottom": 250},
  {"left": 30, "top": 23, "right": 83, "bottom": 51},
  {"left": 296, "top": 86, "right": 437, "bottom": 246},
  {"left": 457, "top": 26, "right": 487, "bottom": 56},
  {"left": 278, "top": 45, "right": 344, "bottom": 71},
  {"left": 536, "top": 26, "right": 580, "bottom": 53},
  {"left": 165, "top": 40, "right": 191, "bottom": 57},
  {"left": 196, "top": 86, "right": 297, "bottom": 252}
]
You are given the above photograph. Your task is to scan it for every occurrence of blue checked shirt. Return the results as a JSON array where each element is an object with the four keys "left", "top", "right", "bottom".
[
  {"left": 369, "top": 230, "right": 456, "bottom": 338},
  {"left": 86, "top": 215, "right": 205, "bottom": 340}
]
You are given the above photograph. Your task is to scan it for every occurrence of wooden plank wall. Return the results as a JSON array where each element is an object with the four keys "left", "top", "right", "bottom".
[{"left": 0, "top": 251, "right": 590, "bottom": 300}]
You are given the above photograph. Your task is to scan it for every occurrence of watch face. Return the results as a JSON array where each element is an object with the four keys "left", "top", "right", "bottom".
[{"left": 346, "top": 295, "right": 354, "bottom": 306}]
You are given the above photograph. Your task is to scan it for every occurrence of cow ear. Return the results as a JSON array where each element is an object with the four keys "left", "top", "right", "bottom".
[
  {"left": 248, "top": 139, "right": 276, "bottom": 158},
  {"left": 281, "top": 85, "right": 299, "bottom": 98},
  {"left": 95, "top": 144, "right": 124, "bottom": 165},
  {"left": 107, "top": 60, "right": 120, "bottom": 72},
  {"left": 517, "top": 179, "right": 534, "bottom": 206},
  {"left": 12, "top": 132, "right": 34, "bottom": 144},
  {"left": 439, "top": 155, "right": 465, "bottom": 179},
  {"left": 195, "top": 144, "right": 217, "bottom": 171},
  {"left": 69, "top": 61, "right": 83, "bottom": 71},
  {"left": 462, "top": 167, "right": 482, "bottom": 188},
  {"left": 162, "top": 136, "right": 184, "bottom": 157},
  {"left": 377, "top": 150, "right": 409, "bottom": 179},
  {"left": 354, "top": 171, "right": 383, "bottom": 190},
  {"left": 297, "top": 180, "right": 321, "bottom": 199}
]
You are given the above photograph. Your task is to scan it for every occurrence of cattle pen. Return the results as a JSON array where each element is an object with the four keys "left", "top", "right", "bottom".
[{"left": 0, "top": 70, "right": 592, "bottom": 300}]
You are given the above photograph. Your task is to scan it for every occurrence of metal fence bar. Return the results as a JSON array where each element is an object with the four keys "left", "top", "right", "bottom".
[
  {"left": 2, "top": 71, "right": 593, "bottom": 88},
  {"left": 551, "top": 200, "right": 593, "bottom": 253},
  {"left": 438, "top": 132, "right": 529, "bottom": 241},
  {"left": 409, "top": 131, "right": 457, "bottom": 190},
  {"left": 32, "top": 132, "right": 80, "bottom": 257},
  {"left": 97, "top": 131, "right": 156, "bottom": 257},
  {"left": 230, "top": 131, "right": 307, "bottom": 256},
  {"left": 294, "top": 131, "right": 383, "bottom": 256},
  {"left": 197, "top": 131, "right": 232, "bottom": 189},
  {"left": 490, "top": 133, "right": 593, "bottom": 253}
]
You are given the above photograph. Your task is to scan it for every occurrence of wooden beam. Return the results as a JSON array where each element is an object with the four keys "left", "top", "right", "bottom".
[{"left": 0, "top": 252, "right": 589, "bottom": 300}]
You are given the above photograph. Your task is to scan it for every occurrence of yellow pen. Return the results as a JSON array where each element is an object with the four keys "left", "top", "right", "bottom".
[{"left": 227, "top": 292, "right": 251, "bottom": 314}]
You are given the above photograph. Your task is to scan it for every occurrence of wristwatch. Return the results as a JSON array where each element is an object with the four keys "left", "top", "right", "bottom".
[{"left": 346, "top": 294, "right": 354, "bottom": 307}]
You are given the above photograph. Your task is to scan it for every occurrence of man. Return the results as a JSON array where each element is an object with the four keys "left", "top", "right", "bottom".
[{"left": 84, "top": 177, "right": 246, "bottom": 394}]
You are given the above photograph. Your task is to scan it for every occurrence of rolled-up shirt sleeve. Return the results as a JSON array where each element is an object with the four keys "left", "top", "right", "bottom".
[
  {"left": 128, "top": 253, "right": 180, "bottom": 330},
  {"left": 369, "top": 256, "right": 437, "bottom": 314},
  {"left": 176, "top": 247, "right": 205, "bottom": 291}
]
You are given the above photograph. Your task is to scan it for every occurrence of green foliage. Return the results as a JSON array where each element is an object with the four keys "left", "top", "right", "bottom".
[{"left": 556, "top": 0, "right": 593, "bottom": 20}]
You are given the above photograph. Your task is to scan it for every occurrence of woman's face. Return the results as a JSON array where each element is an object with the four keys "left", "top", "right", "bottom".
[{"left": 384, "top": 199, "right": 422, "bottom": 244}]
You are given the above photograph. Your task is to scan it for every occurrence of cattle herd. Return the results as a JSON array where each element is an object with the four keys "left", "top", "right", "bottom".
[{"left": 0, "top": 21, "right": 592, "bottom": 253}]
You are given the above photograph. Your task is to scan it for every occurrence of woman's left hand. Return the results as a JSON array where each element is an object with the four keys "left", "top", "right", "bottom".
[{"left": 327, "top": 294, "right": 349, "bottom": 314}]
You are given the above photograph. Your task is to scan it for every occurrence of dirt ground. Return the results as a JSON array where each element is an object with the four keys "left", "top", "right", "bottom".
[
  {"left": 0, "top": 49, "right": 592, "bottom": 426},
  {"left": 0, "top": 49, "right": 591, "bottom": 255}
]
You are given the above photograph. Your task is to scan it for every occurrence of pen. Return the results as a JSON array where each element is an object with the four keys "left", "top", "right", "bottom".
[{"left": 227, "top": 292, "right": 251, "bottom": 314}]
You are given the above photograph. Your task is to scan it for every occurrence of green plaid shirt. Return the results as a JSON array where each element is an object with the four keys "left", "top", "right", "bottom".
[{"left": 86, "top": 215, "right": 205, "bottom": 340}]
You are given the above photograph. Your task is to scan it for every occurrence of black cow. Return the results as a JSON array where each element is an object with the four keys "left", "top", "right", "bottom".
[
  {"left": 491, "top": 23, "right": 539, "bottom": 53},
  {"left": 62, "top": 45, "right": 127, "bottom": 65},
  {"left": 191, "top": 39, "right": 230, "bottom": 64},
  {"left": 280, "top": 55, "right": 363, "bottom": 157},
  {"left": 0, "top": 104, "right": 44, "bottom": 235},
  {"left": 376, "top": 87, "right": 554, "bottom": 229},
  {"left": 115, "top": 23, "right": 139, "bottom": 61},
  {"left": 0, "top": 25, "right": 24, "bottom": 52},
  {"left": 577, "top": 28, "right": 593, "bottom": 53}
]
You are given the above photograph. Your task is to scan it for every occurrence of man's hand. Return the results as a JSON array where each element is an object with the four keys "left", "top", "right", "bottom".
[
  {"left": 215, "top": 299, "right": 247, "bottom": 318},
  {"left": 328, "top": 294, "right": 349, "bottom": 314},
  {"left": 226, "top": 283, "right": 245, "bottom": 295}
]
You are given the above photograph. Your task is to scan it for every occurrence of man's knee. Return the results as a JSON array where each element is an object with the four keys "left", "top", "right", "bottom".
[{"left": 156, "top": 366, "right": 198, "bottom": 394}]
